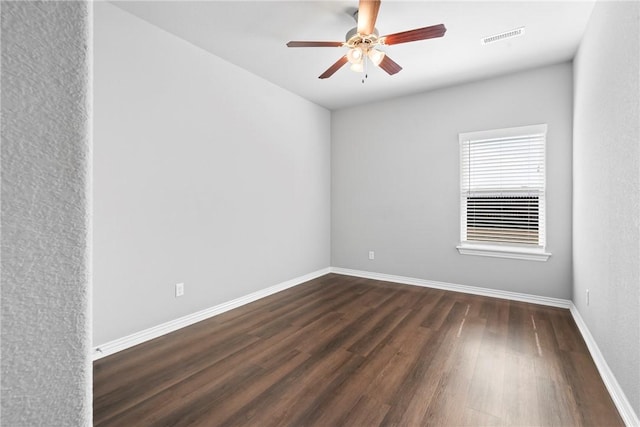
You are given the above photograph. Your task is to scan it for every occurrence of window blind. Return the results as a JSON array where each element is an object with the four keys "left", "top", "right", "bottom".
[{"left": 460, "top": 125, "right": 546, "bottom": 248}]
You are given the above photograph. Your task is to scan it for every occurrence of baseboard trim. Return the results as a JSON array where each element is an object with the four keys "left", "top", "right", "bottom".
[
  {"left": 330, "top": 267, "right": 571, "bottom": 309},
  {"left": 569, "top": 304, "right": 640, "bottom": 427},
  {"left": 92, "top": 267, "right": 331, "bottom": 360}
]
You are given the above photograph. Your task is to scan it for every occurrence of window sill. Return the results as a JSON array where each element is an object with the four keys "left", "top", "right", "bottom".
[{"left": 456, "top": 244, "right": 551, "bottom": 262}]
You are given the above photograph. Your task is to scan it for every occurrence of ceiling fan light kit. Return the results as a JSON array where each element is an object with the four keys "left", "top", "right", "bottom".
[
  {"left": 368, "top": 48, "right": 385, "bottom": 66},
  {"left": 346, "top": 45, "right": 364, "bottom": 64},
  {"left": 286, "top": 0, "right": 446, "bottom": 80}
]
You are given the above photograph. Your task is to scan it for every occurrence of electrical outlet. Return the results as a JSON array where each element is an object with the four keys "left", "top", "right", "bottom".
[
  {"left": 586, "top": 289, "right": 589, "bottom": 306},
  {"left": 175, "top": 282, "right": 184, "bottom": 297},
  {"left": 368, "top": 251, "right": 375, "bottom": 260}
]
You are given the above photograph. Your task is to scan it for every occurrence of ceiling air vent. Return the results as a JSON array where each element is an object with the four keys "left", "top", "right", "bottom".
[{"left": 481, "top": 27, "right": 525, "bottom": 45}]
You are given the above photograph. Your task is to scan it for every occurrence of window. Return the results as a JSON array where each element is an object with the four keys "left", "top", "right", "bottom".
[{"left": 457, "top": 124, "right": 551, "bottom": 261}]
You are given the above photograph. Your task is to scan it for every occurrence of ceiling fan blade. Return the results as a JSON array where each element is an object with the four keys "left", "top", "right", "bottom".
[
  {"left": 357, "top": 0, "right": 381, "bottom": 35},
  {"left": 378, "top": 55, "right": 402, "bottom": 75},
  {"left": 381, "top": 24, "right": 447, "bottom": 46},
  {"left": 287, "top": 41, "right": 344, "bottom": 48},
  {"left": 319, "top": 55, "right": 349, "bottom": 79}
]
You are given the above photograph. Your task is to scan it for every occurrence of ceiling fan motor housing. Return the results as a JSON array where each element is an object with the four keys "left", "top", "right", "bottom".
[{"left": 345, "top": 27, "right": 380, "bottom": 47}]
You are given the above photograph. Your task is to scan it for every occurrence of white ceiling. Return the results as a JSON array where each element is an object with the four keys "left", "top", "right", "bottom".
[{"left": 112, "top": 1, "right": 595, "bottom": 110}]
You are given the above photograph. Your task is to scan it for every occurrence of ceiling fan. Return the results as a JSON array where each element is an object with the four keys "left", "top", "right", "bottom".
[{"left": 286, "top": 0, "right": 446, "bottom": 79}]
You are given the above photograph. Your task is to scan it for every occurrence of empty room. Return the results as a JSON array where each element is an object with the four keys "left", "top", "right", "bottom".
[{"left": 1, "top": 0, "right": 639, "bottom": 426}]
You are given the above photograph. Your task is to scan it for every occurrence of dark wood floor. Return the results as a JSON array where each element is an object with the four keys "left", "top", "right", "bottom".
[{"left": 94, "top": 274, "right": 623, "bottom": 426}]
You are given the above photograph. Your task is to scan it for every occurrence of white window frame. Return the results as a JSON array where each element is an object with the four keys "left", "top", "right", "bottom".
[{"left": 457, "top": 124, "right": 551, "bottom": 262}]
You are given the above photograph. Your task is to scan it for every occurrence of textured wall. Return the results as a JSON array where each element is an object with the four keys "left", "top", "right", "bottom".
[
  {"left": 93, "top": 3, "right": 330, "bottom": 345},
  {"left": 1, "top": 1, "right": 92, "bottom": 425},
  {"left": 332, "top": 63, "right": 573, "bottom": 299},
  {"left": 573, "top": 0, "right": 640, "bottom": 417}
]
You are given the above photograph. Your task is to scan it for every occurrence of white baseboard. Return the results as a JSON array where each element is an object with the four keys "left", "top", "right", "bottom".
[
  {"left": 570, "top": 304, "right": 640, "bottom": 427},
  {"left": 93, "top": 266, "right": 568, "bottom": 361},
  {"left": 330, "top": 267, "right": 571, "bottom": 308},
  {"left": 92, "top": 267, "right": 331, "bottom": 360}
]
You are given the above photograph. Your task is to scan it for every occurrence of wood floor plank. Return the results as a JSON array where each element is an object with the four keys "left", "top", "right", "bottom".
[
  {"left": 307, "top": 293, "right": 408, "bottom": 356},
  {"left": 94, "top": 332, "right": 260, "bottom": 425},
  {"left": 536, "top": 376, "right": 581, "bottom": 426},
  {"left": 98, "top": 357, "right": 266, "bottom": 427},
  {"left": 506, "top": 302, "right": 540, "bottom": 356},
  {"left": 94, "top": 315, "right": 224, "bottom": 390},
  {"left": 302, "top": 342, "right": 400, "bottom": 426},
  {"left": 94, "top": 274, "right": 624, "bottom": 426},
  {"left": 277, "top": 352, "right": 367, "bottom": 427},
  {"left": 347, "top": 306, "right": 412, "bottom": 356},
  {"left": 502, "top": 351, "right": 541, "bottom": 425},
  {"left": 407, "top": 306, "right": 486, "bottom": 426},
  {"left": 339, "top": 395, "right": 391, "bottom": 426},
  {"left": 219, "top": 348, "right": 362, "bottom": 427},
  {"left": 156, "top": 350, "right": 310, "bottom": 427},
  {"left": 364, "top": 327, "right": 437, "bottom": 407},
  {"left": 466, "top": 330, "right": 507, "bottom": 419},
  {"left": 420, "top": 292, "right": 456, "bottom": 329},
  {"left": 461, "top": 408, "right": 502, "bottom": 426},
  {"left": 559, "top": 349, "right": 624, "bottom": 426},
  {"left": 189, "top": 352, "right": 310, "bottom": 426}
]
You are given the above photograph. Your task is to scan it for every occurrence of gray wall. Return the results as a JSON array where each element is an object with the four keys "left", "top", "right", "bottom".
[
  {"left": 93, "top": 3, "right": 331, "bottom": 345},
  {"left": 1, "top": 1, "right": 92, "bottom": 425},
  {"left": 332, "top": 63, "right": 573, "bottom": 299},
  {"left": 573, "top": 0, "right": 640, "bottom": 416}
]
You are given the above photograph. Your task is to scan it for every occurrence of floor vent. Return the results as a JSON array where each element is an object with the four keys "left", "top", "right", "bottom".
[{"left": 482, "top": 27, "right": 525, "bottom": 45}]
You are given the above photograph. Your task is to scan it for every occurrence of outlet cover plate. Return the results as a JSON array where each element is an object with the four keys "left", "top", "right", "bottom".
[{"left": 176, "top": 282, "right": 184, "bottom": 297}]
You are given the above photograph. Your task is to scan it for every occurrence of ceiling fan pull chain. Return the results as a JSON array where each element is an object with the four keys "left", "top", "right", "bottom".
[
  {"left": 362, "top": 58, "right": 365, "bottom": 83},
  {"left": 362, "top": 55, "right": 369, "bottom": 84}
]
